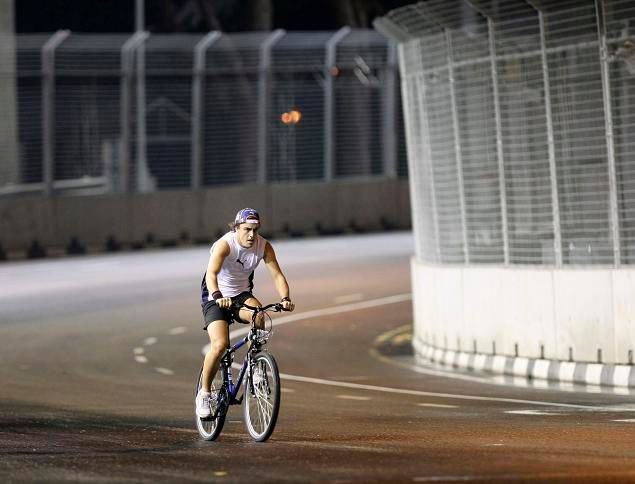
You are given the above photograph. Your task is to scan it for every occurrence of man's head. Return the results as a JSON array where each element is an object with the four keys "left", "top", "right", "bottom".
[{"left": 232, "top": 208, "right": 260, "bottom": 248}]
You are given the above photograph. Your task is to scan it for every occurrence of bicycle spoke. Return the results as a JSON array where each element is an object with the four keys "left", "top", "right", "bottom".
[
  {"left": 244, "top": 353, "right": 280, "bottom": 441},
  {"left": 257, "top": 396, "right": 270, "bottom": 423}
]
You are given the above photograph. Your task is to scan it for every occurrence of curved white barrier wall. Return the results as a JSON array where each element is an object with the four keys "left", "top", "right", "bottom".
[{"left": 411, "top": 258, "right": 635, "bottom": 365}]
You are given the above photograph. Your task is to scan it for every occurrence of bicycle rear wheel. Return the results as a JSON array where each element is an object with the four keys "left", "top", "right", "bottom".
[
  {"left": 243, "top": 352, "right": 280, "bottom": 442},
  {"left": 195, "top": 365, "right": 227, "bottom": 441}
]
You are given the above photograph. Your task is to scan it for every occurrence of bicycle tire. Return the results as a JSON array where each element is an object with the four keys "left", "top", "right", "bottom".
[
  {"left": 243, "top": 352, "right": 281, "bottom": 442},
  {"left": 195, "top": 364, "right": 228, "bottom": 441}
]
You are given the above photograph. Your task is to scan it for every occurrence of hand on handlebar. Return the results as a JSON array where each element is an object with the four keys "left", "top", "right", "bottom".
[
  {"left": 215, "top": 297, "right": 232, "bottom": 309},
  {"left": 281, "top": 299, "right": 295, "bottom": 312}
]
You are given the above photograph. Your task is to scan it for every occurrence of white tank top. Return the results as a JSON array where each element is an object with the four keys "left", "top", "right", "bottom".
[{"left": 210, "top": 231, "right": 267, "bottom": 298}]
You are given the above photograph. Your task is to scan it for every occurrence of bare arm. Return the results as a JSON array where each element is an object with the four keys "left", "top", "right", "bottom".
[
  {"left": 264, "top": 242, "right": 295, "bottom": 311},
  {"left": 206, "top": 240, "right": 231, "bottom": 307}
]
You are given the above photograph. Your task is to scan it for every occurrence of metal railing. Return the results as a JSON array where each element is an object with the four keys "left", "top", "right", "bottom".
[
  {"left": 377, "top": 0, "right": 635, "bottom": 266},
  {"left": 0, "top": 30, "right": 407, "bottom": 197}
]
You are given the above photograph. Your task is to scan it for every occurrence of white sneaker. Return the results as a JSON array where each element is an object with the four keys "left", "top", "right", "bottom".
[{"left": 196, "top": 389, "right": 215, "bottom": 418}]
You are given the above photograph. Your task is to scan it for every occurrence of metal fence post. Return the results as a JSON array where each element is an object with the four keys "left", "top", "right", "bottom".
[
  {"left": 41, "top": 30, "right": 70, "bottom": 196},
  {"left": 596, "top": 0, "right": 621, "bottom": 267},
  {"left": 525, "top": 0, "right": 563, "bottom": 266},
  {"left": 120, "top": 32, "right": 148, "bottom": 194},
  {"left": 486, "top": 17, "right": 509, "bottom": 265},
  {"left": 324, "top": 27, "right": 351, "bottom": 182},
  {"left": 136, "top": 33, "right": 153, "bottom": 192},
  {"left": 382, "top": 41, "right": 398, "bottom": 179},
  {"left": 445, "top": 29, "right": 469, "bottom": 264},
  {"left": 257, "top": 29, "right": 285, "bottom": 184},
  {"left": 418, "top": 73, "right": 442, "bottom": 263},
  {"left": 191, "top": 31, "right": 221, "bottom": 191}
]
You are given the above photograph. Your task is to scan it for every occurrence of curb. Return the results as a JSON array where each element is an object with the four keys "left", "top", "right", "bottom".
[{"left": 413, "top": 337, "right": 635, "bottom": 389}]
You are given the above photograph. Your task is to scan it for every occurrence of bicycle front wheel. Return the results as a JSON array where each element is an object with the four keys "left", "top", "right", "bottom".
[
  {"left": 244, "top": 352, "right": 281, "bottom": 442},
  {"left": 195, "top": 365, "right": 227, "bottom": 441}
]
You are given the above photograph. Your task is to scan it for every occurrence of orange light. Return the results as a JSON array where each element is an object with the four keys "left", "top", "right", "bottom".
[
  {"left": 289, "top": 110, "right": 302, "bottom": 124},
  {"left": 281, "top": 112, "right": 292, "bottom": 124}
]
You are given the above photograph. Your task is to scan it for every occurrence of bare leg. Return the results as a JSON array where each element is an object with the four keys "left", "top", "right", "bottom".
[
  {"left": 202, "top": 319, "right": 229, "bottom": 392},
  {"left": 238, "top": 296, "right": 265, "bottom": 329}
]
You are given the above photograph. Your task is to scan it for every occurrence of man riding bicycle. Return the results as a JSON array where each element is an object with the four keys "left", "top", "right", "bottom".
[{"left": 196, "top": 208, "right": 295, "bottom": 418}]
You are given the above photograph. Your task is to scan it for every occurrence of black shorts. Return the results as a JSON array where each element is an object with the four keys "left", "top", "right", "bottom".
[{"left": 201, "top": 291, "right": 253, "bottom": 331}]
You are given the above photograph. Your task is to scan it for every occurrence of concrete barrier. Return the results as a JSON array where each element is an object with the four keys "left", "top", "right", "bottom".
[
  {"left": 0, "top": 179, "right": 410, "bottom": 257},
  {"left": 411, "top": 258, "right": 635, "bottom": 367}
]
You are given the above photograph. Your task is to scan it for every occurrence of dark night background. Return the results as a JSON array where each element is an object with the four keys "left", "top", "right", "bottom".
[{"left": 15, "top": 0, "right": 416, "bottom": 33}]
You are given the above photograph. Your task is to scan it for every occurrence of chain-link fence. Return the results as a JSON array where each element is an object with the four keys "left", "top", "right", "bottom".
[
  {"left": 0, "top": 29, "right": 406, "bottom": 197},
  {"left": 378, "top": 0, "right": 635, "bottom": 267}
]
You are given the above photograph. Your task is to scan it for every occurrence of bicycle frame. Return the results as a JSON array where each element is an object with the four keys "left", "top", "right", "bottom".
[
  {"left": 223, "top": 336, "right": 251, "bottom": 404},
  {"left": 221, "top": 302, "right": 283, "bottom": 405}
]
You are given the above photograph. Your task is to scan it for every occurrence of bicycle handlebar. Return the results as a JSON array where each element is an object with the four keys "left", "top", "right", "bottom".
[{"left": 233, "top": 302, "right": 287, "bottom": 312}]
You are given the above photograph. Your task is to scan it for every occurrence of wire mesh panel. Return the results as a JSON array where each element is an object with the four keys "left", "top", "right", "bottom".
[
  {"left": 7, "top": 30, "right": 403, "bottom": 195},
  {"left": 422, "top": 67, "right": 465, "bottom": 264},
  {"left": 455, "top": 60, "right": 504, "bottom": 264},
  {"left": 0, "top": 32, "right": 19, "bottom": 189},
  {"left": 334, "top": 30, "right": 386, "bottom": 177},
  {"left": 54, "top": 35, "right": 126, "bottom": 183},
  {"left": 203, "top": 33, "right": 265, "bottom": 186},
  {"left": 15, "top": 34, "right": 47, "bottom": 184},
  {"left": 269, "top": 32, "right": 330, "bottom": 181},
  {"left": 383, "top": 0, "right": 635, "bottom": 267},
  {"left": 544, "top": 1, "right": 613, "bottom": 265},
  {"left": 606, "top": 0, "right": 635, "bottom": 263},
  {"left": 145, "top": 34, "right": 201, "bottom": 189},
  {"left": 491, "top": 3, "right": 555, "bottom": 265},
  {"left": 396, "top": 87, "right": 409, "bottom": 178},
  {"left": 403, "top": 70, "right": 438, "bottom": 262}
]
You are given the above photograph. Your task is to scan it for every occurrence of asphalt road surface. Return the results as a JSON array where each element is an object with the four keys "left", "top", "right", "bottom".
[{"left": 2, "top": 232, "right": 635, "bottom": 483}]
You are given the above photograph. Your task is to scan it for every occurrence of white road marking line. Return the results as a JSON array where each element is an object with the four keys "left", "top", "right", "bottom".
[
  {"left": 135, "top": 355, "right": 148, "bottom": 364},
  {"left": 613, "top": 418, "right": 635, "bottom": 422},
  {"left": 414, "top": 477, "right": 511, "bottom": 482},
  {"left": 609, "top": 404, "right": 635, "bottom": 411},
  {"left": 328, "top": 376, "right": 369, "bottom": 382},
  {"left": 337, "top": 395, "right": 372, "bottom": 401},
  {"left": 212, "top": 293, "right": 632, "bottom": 412},
  {"left": 287, "top": 441, "right": 391, "bottom": 453},
  {"left": 414, "top": 474, "right": 603, "bottom": 482},
  {"left": 281, "top": 388, "right": 296, "bottom": 393},
  {"left": 203, "top": 293, "right": 412, "bottom": 354},
  {"left": 334, "top": 293, "right": 364, "bottom": 304},
  {"left": 133, "top": 347, "right": 144, "bottom": 355},
  {"left": 417, "top": 403, "right": 458, "bottom": 409},
  {"left": 231, "top": 293, "right": 411, "bottom": 338},
  {"left": 506, "top": 410, "right": 561, "bottom": 416},
  {"left": 168, "top": 326, "right": 187, "bottom": 335},
  {"left": 277, "top": 372, "right": 622, "bottom": 411},
  {"left": 144, "top": 337, "right": 158, "bottom": 346},
  {"left": 155, "top": 367, "right": 174, "bottom": 375}
]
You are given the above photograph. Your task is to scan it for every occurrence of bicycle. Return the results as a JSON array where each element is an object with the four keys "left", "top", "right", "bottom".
[{"left": 195, "top": 301, "right": 284, "bottom": 442}]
